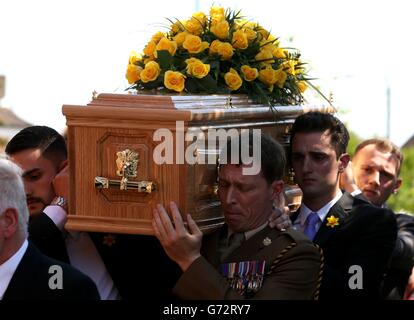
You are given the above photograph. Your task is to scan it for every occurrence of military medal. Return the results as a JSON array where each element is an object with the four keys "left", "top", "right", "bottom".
[{"left": 221, "top": 260, "right": 266, "bottom": 297}]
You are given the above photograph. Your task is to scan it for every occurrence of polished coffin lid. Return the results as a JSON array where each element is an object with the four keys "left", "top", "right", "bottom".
[{"left": 62, "top": 93, "right": 334, "bottom": 235}]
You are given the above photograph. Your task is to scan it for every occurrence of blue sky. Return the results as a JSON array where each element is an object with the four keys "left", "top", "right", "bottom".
[{"left": 1, "top": 0, "right": 413, "bottom": 146}]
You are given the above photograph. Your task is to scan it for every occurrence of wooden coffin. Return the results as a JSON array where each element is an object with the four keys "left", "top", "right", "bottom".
[{"left": 62, "top": 93, "right": 334, "bottom": 235}]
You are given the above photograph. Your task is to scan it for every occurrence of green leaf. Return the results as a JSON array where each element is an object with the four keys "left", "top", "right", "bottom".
[
  {"left": 197, "top": 75, "right": 218, "bottom": 93},
  {"left": 156, "top": 50, "right": 173, "bottom": 70},
  {"left": 185, "top": 78, "right": 200, "bottom": 93}
]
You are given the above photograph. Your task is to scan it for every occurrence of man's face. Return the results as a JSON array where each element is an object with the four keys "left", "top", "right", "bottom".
[
  {"left": 352, "top": 144, "right": 401, "bottom": 206},
  {"left": 218, "top": 164, "right": 282, "bottom": 233},
  {"left": 291, "top": 131, "right": 348, "bottom": 207},
  {"left": 9, "top": 148, "right": 58, "bottom": 216}
]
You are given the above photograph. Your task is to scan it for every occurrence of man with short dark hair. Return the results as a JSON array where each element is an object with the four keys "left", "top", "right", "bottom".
[
  {"left": 5, "top": 126, "right": 119, "bottom": 299},
  {"left": 340, "top": 138, "right": 414, "bottom": 299},
  {"left": 5, "top": 126, "right": 68, "bottom": 217},
  {"left": 288, "top": 112, "right": 397, "bottom": 299},
  {"left": 153, "top": 132, "right": 323, "bottom": 299},
  {"left": 6, "top": 125, "right": 181, "bottom": 300},
  {"left": 0, "top": 158, "right": 99, "bottom": 300}
]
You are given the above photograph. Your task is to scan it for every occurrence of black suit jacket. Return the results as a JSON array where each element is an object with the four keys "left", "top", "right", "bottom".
[
  {"left": 382, "top": 212, "right": 414, "bottom": 299},
  {"left": 28, "top": 213, "right": 181, "bottom": 300},
  {"left": 3, "top": 243, "right": 99, "bottom": 300},
  {"left": 291, "top": 193, "right": 397, "bottom": 299}
]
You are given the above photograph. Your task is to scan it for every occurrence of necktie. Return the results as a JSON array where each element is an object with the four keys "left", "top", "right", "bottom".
[
  {"left": 303, "top": 212, "right": 320, "bottom": 240},
  {"left": 221, "top": 232, "right": 245, "bottom": 262}
]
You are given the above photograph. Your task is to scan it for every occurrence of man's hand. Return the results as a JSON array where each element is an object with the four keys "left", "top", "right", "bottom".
[
  {"left": 339, "top": 161, "right": 359, "bottom": 193},
  {"left": 53, "top": 160, "right": 69, "bottom": 200},
  {"left": 268, "top": 192, "right": 292, "bottom": 230},
  {"left": 404, "top": 266, "right": 414, "bottom": 300},
  {"left": 152, "top": 201, "right": 203, "bottom": 272}
]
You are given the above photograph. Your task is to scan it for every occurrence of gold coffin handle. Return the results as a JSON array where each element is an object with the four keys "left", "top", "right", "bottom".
[{"left": 95, "top": 176, "right": 156, "bottom": 194}]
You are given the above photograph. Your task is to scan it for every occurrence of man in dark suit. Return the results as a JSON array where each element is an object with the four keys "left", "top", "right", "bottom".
[
  {"left": 153, "top": 132, "right": 323, "bottom": 299},
  {"left": 5, "top": 126, "right": 180, "bottom": 300},
  {"left": 0, "top": 159, "right": 99, "bottom": 300},
  {"left": 288, "top": 112, "right": 397, "bottom": 299},
  {"left": 340, "top": 138, "right": 414, "bottom": 299}
]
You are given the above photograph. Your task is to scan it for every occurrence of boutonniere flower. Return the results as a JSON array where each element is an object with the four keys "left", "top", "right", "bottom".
[{"left": 326, "top": 215, "right": 340, "bottom": 228}]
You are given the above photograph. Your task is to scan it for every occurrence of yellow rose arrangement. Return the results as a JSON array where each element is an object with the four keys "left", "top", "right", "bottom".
[{"left": 126, "top": 6, "right": 317, "bottom": 106}]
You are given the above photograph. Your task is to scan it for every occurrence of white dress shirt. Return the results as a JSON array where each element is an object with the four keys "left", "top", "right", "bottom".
[
  {"left": 43, "top": 205, "right": 120, "bottom": 300},
  {"left": 293, "top": 191, "right": 343, "bottom": 235},
  {"left": 0, "top": 240, "right": 28, "bottom": 300}
]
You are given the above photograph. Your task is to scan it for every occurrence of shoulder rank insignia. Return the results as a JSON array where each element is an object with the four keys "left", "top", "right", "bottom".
[{"left": 221, "top": 260, "right": 266, "bottom": 297}]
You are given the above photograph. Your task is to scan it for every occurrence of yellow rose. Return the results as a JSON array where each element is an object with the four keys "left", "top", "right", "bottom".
[
  {"left": 174, "top": 31, "right": 188, "bottom": 47},
  {"left": 274, "top": 68, "right": 288, "bottom": 88},
  {"left": 164, "top": 70, "right": 186, "bottom": 92},
  {"left": 143, "top": 57, "right": 153, "bottom": 64},
  {"left": 282, "top": 60, "right": 297, "bottom": 75},
  {"left": 185, "top": 58, "right": 210, "bottom": 78},
  {"left": 128, "top": 51, "right": 142, "bottom": 65},
  {"left": 232, "top": 29, "right": 248, "bottom": 50},
  {"left": 260, "top": 41, "right": 276, "bottom": 53},
  {"left": 155, "top": 37, "right": 177, "bottom": 57},
  {"left": 143, "top": 40, "right": 157, "bottom": 59},
  {"left": 234, "top": 20, "right": 243, "bottom": 30},
  {"left": 211, "top": 20, "right": 229, "bottom": 40},
  {"left": 295, "top": 61, "right": 306, "bottom": 74},
  {"left": 255, "top": 49, "right": 274, "bottom": 65},
  {"left": 297, "top": 81, "right": 308, "bottom": 92},
  {"left": 185, "top": 57, "right": 199, "bottom": 65},
  {"left": 210, "top": 6, "right": 225, "bottom": 17},
  {"left": 224, "top": 68, "right": 243, "bottom": 91},
  {"left": 243, "top": 28, "right": 257, "bottom": 43},
  {"left": 209, "top": 39, "right": 222, "bottom": 55},
  {"left": 192, "top": 11, "right": 207, "bottom": 26},
  {"left": 210, "top": 6, "right": 225, "bottom": 24},
  {"left": 259, "top": 67, "right": 277, "bottom": 86},
  {"left": 185, "top": 18, "right": 203, "bottom": 36},
  {"left": 217, "top": 42, "right": 234, "bottom": 60},
  {"left": 240, "top": 65, "right": 259, "bottom": 82},
  {"left": 126, "top": 64, "right": 143, "bottom": 84},
  {"left": 183, "top": 34, "right": 209, "bottom": 54},
  {"left": 151, "top": 31, "right": 165, "bottom": 44},
  {"left": 257, "top": 26, "right": 271, "bottom": 41},
  {"left": 273, "top": 47, "right": 286, "bottom": 59},
  {"left": 245, "top": 21, "right": 258, "bottom": 29},
  {"left": 140, "top": 61, "right": 161, "bottom": 83},
  {"left": 171, "top": 21, "right": 184, "bottom": 34}
]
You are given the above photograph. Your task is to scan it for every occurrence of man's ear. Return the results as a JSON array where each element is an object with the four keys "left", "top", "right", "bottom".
[
  {"left": 338, "top": 153, "right": 351, "bottom": 173},
  {"left": 58, "top": 159, "right": 68, "bottom": 172},
  {"left": 393, "top": 179, "right": 402, "bottom": 194},
  {"left": 1, "top": 208, "right": 19, "bottom": 238},
  {"left": 270, "top": 180, "right": 284, "bottom": 200}
]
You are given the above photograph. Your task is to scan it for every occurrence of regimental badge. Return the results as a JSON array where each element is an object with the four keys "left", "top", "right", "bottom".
[
  {"left": 221, "top": 260, "right": 266, "bottom": 297},
  {"left": 103, "top": 234, "right": 117, "bottom": 247},
  {"left": 262, "top": 237, "right": 272, "bottom": 246}
]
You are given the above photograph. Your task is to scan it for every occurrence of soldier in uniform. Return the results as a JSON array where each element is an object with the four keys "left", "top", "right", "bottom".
[{"left": 153, "top": 132, "right": 323, "bottom": 299}]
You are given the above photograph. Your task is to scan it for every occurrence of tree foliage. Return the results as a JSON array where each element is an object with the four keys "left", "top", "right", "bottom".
[{"left": 388, "top": 146, "right": 414, "bottom": 214}]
